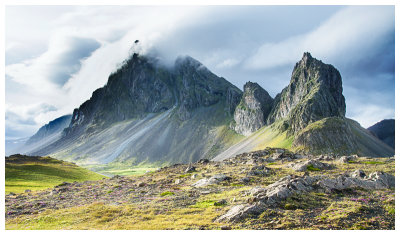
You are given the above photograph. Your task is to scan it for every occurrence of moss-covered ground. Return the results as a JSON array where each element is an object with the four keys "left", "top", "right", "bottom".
[{"left": 5, "top": 153, "right": 395, "bottom": 230}]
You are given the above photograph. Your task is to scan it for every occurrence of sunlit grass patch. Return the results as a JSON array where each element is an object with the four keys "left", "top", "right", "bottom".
[
  {"left": 6, "top": 158, "right": 105, "bottom": 194},
  {"left": 6, "top": 202, "right": 227, "bottom": 230}
]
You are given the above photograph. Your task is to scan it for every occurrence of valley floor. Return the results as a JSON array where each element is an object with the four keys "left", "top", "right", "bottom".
[{"left": 5, "top": 150, "right": 395, "bottom": 230}]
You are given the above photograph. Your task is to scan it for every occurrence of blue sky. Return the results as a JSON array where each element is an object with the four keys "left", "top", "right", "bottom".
[{"left": 5, "top": 5, "right": 395, "bottom": 139}]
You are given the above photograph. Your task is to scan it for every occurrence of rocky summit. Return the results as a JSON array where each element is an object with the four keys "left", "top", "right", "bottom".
[
  {"left": 267, "top": 52, "right": 346, "bottom": 133},
  {"left": 233, "top": 82, "right": 274, "bottom": 136}
]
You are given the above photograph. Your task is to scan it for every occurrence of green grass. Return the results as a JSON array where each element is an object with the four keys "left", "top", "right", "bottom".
[
  {"left": 252, "top": 122, "right": 294, "bottom": 151},
  {"left": 5, "top": 156, "right": 105, "bottom": 194},
  {"left": 306, "top": 165, "right": 321, "bottom": 171},
  {"left": 160, "top": 191, "right": 175, "bottom": 197},
  {"left": 6, "top": 202, "right": 226, "bottom": 230},
  {"left": 363, "top": 161, "right": 385, "bottom": 165},
  {"left": 85, "top": 162, "right": 160, "bottom": 176},
  {"left": 190, "top": 200, "right": 226, "bottom": 208}
]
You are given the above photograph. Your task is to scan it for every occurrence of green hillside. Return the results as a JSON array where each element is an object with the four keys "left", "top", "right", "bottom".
[{"left": 5, "top": 155, "right": 106, "bottom": 194}]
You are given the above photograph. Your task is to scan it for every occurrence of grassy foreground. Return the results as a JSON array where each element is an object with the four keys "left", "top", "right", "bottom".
[
  {"left": 5, "top": 150, "right": 395, "bottom": 230},
  {"left": 5, "top": 155, "right": 105, "bottom": 194}
]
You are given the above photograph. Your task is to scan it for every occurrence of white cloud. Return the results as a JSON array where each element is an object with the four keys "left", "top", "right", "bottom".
[{"left": 244, "top": 6, "right": 394, "bottom": 70}]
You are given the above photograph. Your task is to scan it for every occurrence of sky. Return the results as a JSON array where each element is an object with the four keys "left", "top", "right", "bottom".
[{"left": 4, "top": 5, "right": 395, "bottom": 139}]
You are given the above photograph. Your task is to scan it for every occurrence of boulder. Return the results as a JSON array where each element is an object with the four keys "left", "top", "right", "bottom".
[
  {"left": 191, "top": 174, "right": 231, "bottom": 188},
  {"left": 338, "top": 155, "right": 358, "bottom": 163},
  {"left": 287, "top": 160, "right": 332, "bottom": 172},
  {"left": 184, "top": 165, "right": 196, "bottom": 173},
  {"left": 351, "top": 169, "right": 366, "bottom": 178},
  {"left": 216, "top": 202, "right": 266, "bottom": 222}
]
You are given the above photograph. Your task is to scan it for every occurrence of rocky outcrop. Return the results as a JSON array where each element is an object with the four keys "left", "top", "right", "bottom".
[
  {"left": 368, "top": 119, "right": 395, "bottom": 149},
  {"left": 267, "top": 52, "right": 346, "bottom": 133},
  {"left": 233, "top": 82, "right": 273, "bottom": 136},
  {"left": 217, "top": 171, "right": 395, "bottom": 222},
  {"left": 192, "top": 174, "right": 231, "bottom": 187},
  {"left": 287, "top": 159, "right": 333, "bottom": 172}
]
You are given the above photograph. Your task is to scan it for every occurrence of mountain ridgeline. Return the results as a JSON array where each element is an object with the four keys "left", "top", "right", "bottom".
[
  {"left": 29, "top": 54, "right": 243, "bottom": 164},
  {"left": 18, "top": 52, "right": 393, "bottom": 166}
]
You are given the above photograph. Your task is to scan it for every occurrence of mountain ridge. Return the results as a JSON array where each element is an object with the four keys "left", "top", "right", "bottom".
[{"left": 13, "top": 52, "right": 393, "bottom": 167}]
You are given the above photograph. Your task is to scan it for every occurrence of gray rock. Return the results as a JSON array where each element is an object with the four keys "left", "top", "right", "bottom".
[
  {"left": 217, "top": 171, "right": 395, "bottom": 222},
  {"left": 192, "top": 174, "right": 231, "bottom": 187},
  {"left": 287, "top": 160, "right": 332, "bottom": 172},
  {"left": 240, "top": 177, "right": 251, "bottom": 184},
  {"left": 197, "top": 159, "right": 210, "bottom": 164},
  {"left": 267, "top": 52, "right": 346, "bottom": 133},
  {"left": 338, "top": 155, "right": 358, "bottom": 163},
  {"left": 184, "top": 165, "right": 196, "bottom": 173},
  {"left": 351, "top": 169, "right": 366, "bottom": 178},
  {"left": 247, "top": 165, "right": 270, "bottom": 176},
  {"left": 318, "top": 171, "right": 395, "bottom": 192},
  {"left": 216, "top": 202, "right": 266, "bottom": 222},
  {"left": 233, "top": 82, "right": 274, "bottom": 136}
]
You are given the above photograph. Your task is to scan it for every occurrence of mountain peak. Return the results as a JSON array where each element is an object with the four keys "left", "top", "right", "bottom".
[
  {"left": 267, "top": 52, "right": 346, "bottom": 133},
  {"left": 233, "top": 81, "right": 273, "bottom": 136}
]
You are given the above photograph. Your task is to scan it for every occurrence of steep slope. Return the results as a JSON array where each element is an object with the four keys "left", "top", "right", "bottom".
[
  {"left": 26, "top": 115, "right": 72, "bottom": 145},
  {"left": 292, "top": 117, "right": 394, "bottom": 157},
  {"left": 30, "top": 54, "right": 243, "bottom": 165},
  {"left": 367, "top": 119, "right": 395, "bottom": 149},
  {"left": 214, "top": 53, "right": 393, "bottom": 160},
  {"left": 232, "top": 82, "right": 274, "bottom": 136},
  {"left": 267, "top": 52, "right": 346, "bottom": 133}
]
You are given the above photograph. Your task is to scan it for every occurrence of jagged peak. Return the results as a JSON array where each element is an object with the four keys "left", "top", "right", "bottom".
[
  {"left": 244, "top": 81, "right": 261, "bottom": 91},
  {"left": 296, "top": 52, "right": 322, "bottom": 68}
]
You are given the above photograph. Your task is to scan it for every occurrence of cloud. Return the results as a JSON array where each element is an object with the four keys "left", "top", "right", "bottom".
[
  {"left": 243, "top": 6, "right": 394, "bottom": 70},
  {"left": 5, "top": 103, "right": 58, "bottom": 138},
  {"left": 6, "top": 36, "right": 101, "bottom": 87},
  {"left": 4, "top": 6, "right": 395, "bottom": 138}
]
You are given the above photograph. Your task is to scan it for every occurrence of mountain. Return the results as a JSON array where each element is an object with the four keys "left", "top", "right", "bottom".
[
  {"left": 368, "top": 119, "right": 395, "bottom": 149},
  {"left": 26, "top": 115, "right": 72, "bottom": 145},
  {"left": 5, "top": 115, "right": 72, "bottom": 156},
  {"left": 267, "top": 52, "right": 346, "bottom": 133},
  {"left": 19, "top": 52, "right": 393, "bottom": 167},
  {"left": 29, "top": 54, "right": 243, "bottom": 165},
  {"left": 232, "top": 82, "right": 274, "bottom": 136},
  {"left": 214, "top": 53, "right": 394, "bottom": 160}
]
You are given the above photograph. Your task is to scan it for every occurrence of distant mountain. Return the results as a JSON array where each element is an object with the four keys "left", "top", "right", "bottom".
[
  {"left": 5, "top": 115, "right": 71, "bottom": 156},
  {"left": 368, "top": 119, "right": 395, "bottom": 149},
  {"left": 18, "top": 52, "right": 393, "bottom": 166},
  {"left": 26, "top": 115, "right": 72, "bottom": 145}
]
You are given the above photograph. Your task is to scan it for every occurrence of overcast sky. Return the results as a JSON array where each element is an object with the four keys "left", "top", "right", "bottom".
[{"left": 5, "top": 5, "right": 395, "bottom": 139}]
